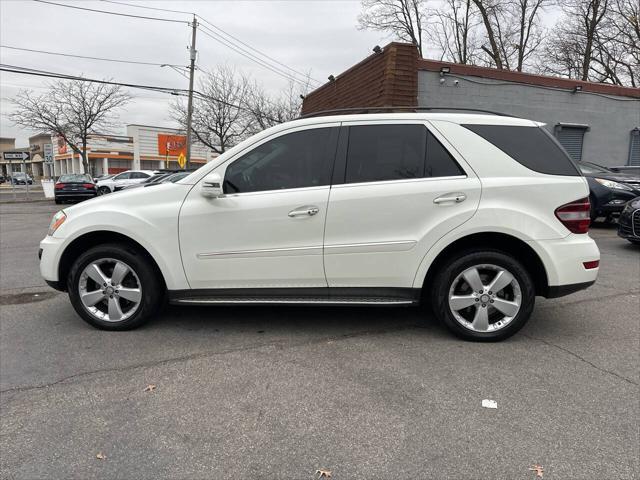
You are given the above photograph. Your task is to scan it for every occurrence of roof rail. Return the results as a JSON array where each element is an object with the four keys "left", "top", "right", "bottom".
[{"left": 299, "top": 106, "right": 518, "bottom": 119}]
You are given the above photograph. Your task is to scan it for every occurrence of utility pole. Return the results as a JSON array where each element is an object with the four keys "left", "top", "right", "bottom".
[{"left": 185, "top": 15, "right": 198, "bottom": 170}]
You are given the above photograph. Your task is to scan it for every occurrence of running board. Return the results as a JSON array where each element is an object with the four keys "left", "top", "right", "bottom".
[{"left": 171, "top": 297, "right": 416, "bottom": 306}]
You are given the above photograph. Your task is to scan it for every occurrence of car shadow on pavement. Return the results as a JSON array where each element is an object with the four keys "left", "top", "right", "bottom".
[{"left": 148, "top": 304, "right": 452, "bottom": 340}]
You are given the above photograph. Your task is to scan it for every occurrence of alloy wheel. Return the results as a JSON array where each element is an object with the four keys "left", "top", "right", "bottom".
[
  {"left": 78, "top": 258, "right": 142, "bottom": 322},
  {"left": 448, "top": 264, "right": 522, "bottom": 333}
]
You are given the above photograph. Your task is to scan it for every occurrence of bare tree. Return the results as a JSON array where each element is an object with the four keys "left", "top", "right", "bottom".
[
  {"left": 590, "top": 0, "right": 639, "bottom": 86},
  {"left": 428, "top": 0, "right": 482, "bottom": 64},
  {"left": 539, "top": 0, "right": 611, "bottom": 81},
  {"left": 358, "top": 0, "right": 427, "bottom": 56},
  {"left": 172, "top": 65, "right": 252, "bottom": 154},
  {"left": 9, "top": 80, "right": 130, "bottom": 173},
  {"left": 471, "top": 0, "right": 506, "bottom": 68},
  {"left": 244, "top": 79, "right": 310, "bottom": 132},
  {"left": 470, "top": 0, "right": 548, "bottom": 71}
]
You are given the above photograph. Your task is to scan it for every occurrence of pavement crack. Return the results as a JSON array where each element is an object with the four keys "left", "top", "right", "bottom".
[
  {"left": 0, "top": 323, "right": 418, "bottom": 397},
  {"left": 522, "top": 333, "right": 638, "bottom": 387}
]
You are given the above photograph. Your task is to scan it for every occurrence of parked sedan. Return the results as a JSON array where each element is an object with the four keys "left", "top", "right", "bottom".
[
  {"left": 54, "top": 174, "right": 97, "bottom": 204},
  {"left": 578, "top": 162, "right": 640, "bottom": 221},
  {"left": 96, "top": 170, "right": 157, "bottom": 194},
  {"left": 617, "top": 197, "right": 640, "bottom": 245},
  {"left": 11, "top": 172, "right": 33, "bottom": 185}
]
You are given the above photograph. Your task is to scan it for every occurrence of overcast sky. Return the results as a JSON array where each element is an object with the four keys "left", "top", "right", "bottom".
[{"left": 0, "top": 0, "right": 389, "bottom": 146}]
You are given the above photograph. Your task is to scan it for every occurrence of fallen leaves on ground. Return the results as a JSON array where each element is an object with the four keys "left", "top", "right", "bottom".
[
  {"left": 315, "top": 469, "right": 332, "bottom": 478},
  {"left": 95, "top": 452, "right": 106, "bottom": 460},
  {"left": 144, "top": 384, "right": 156, "bottom": 392},
  {"left": 528, "top": 464, "right": 544, "bottom": 477}
]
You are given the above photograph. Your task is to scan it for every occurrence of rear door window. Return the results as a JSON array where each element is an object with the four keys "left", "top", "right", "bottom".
[
  {"left": 343, "top": 124, "right": 464, "bottom": 184},
  {"left": 462, "top": 124, "right": 580, "bottom": 176}
]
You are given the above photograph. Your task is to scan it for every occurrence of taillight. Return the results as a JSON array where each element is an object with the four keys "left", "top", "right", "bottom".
[
  {"left": 555, "top": 197, "right": 590, "bottom": 234},
  {"left": 54, "top": 183, "right": 63, "bottom": 190},
  {"left": 82, "top": 183, "right": 95, "bottom": 189}
]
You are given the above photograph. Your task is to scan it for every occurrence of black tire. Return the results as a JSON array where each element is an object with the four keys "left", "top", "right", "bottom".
[
  {"left": 430, "top": 249, "right": 535, "bottom": 342},
  {"left": 67, "top": 243, "right": 163, "bottom": 330},
  {"left": 97, "top": 186, "right": 110, "bottom": 196}
]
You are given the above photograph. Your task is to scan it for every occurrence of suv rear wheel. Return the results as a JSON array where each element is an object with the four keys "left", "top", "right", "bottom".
[
  {"left": 67, "top": 243, "right": 162, "bottom": 330},
  {"left": 431, "top": 250, "right": 535, "bottom": 341}
]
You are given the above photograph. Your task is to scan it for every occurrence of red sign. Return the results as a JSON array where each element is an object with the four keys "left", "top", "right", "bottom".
[
  {"left": 158, "top": 134, "right": 186, "bottom": 156},
  {"left": 57, "top": 136, "right": 67, "bottom": 154}
]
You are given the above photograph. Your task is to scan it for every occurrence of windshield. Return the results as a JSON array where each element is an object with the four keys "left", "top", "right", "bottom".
[
  {"left": 59, "top": 174, "right": 92, "bottom": 183},
  {"left": 165, "top": 172, "right": 190, "bottom": 183}
]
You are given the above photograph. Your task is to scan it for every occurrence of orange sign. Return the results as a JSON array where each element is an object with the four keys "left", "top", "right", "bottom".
[
  {"left": 158, "top": 134, "right": 186, "bottom": 156},
  {"left": 57, "top": 136, "right": 67, "bottom": 154}
]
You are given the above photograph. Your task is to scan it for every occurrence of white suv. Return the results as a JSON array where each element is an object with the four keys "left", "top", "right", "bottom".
[
  {"left": 96, "top": 170, "right": 157, "bottom": 194},
  {"left": 39, "top": 113, "right": 599, "bottom": 341}
]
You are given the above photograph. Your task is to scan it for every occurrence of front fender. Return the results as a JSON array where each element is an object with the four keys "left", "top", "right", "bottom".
[{"left": 50, "top": 184, "right": 191, "bottom": 290}]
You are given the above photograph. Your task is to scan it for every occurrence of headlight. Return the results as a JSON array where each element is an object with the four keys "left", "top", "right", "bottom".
[
  {"left": 594, "top": 178, "right": 632, "bottom": 191},
  {"left": 48, "top": 210, "right": 67, "bottom": 236}
]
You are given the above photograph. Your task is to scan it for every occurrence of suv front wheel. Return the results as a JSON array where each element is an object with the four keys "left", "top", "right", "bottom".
[
  {"left": 431, "top": 250, "right": 535, "bottom": 341},
  {"left": 67, "top": 243, "right": 162, "bottom": 330}
]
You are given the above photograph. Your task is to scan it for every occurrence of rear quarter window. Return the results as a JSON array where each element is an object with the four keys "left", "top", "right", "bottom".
[{"left": 462, "top": 124, "right": 580, "bottom": 176}]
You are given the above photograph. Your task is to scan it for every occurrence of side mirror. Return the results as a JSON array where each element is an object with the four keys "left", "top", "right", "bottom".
[{"left": 201, "top": 172, "right": 224, "bottom": 198}]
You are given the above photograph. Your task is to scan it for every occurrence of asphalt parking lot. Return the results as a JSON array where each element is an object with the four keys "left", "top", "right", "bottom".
[{"left": 1, "top": 200, "right": 638, "bottom": 480}]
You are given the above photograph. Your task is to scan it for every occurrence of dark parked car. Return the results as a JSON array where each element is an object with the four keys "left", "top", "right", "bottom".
[
  {"left": 617, "top": 197, "right": 640, "bottom": 245},
  {"left": 0, "top": 174, "right": 5, "bottom": 184},
  {"left": 11, "top": 172, "right": 33, "bottom": 185},
  {"left": 578, "top": 162, "right": 640, "bottom": 221},
  {"left": 54, "top": 174, "right": 97, "bottom": 204}
]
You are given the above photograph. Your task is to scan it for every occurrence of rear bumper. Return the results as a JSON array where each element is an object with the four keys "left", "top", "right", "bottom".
[
  {"left": 545, "top": 280, "right": 596, "bottom": 298},
  {"left": 55, "top": 191, "right": 96, "bottom": 198},
  {"left": 527, "top": 234, "right": 599, "bottom": 297}
]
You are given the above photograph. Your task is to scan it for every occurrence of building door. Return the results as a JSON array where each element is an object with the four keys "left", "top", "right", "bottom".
[
  {"left": 629, "top": 128, "right": 640, "bottom": 166},
  {"left": 555, "top": 125, "right": 588, "bottom": 162}
]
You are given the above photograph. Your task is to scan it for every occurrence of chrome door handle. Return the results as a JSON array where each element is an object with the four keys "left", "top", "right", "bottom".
[
  {"left": 433, "top": 193, "right": 467, "bottom": 204},
  {"left": 288, "top": 205, "right": 319, "bottom": 217}
]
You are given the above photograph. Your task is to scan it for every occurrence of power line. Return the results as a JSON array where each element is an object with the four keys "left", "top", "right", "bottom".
[
  {"left": 0, "top": 64, "right": 188, "bottom": 95},
  {"left": 97, "top": 0, "right": 320, "bottom": 86},
  {"left": 99, "top": 0, "right": 194, "bottom": 15},
  {"left": 0, "top": 64, "right": 284, "bottom": 123},
  {"left": 32, "top": 0, "right": 189, "bottom": 24},
  {"left": 0, "top": 45, "right": 183, "bottom": 67},
  {"left": 198, "top": 25, "right": 310, "bottom": 88},
  {"left": 197, "top": 16, "right": 320, "bottom": 85}
]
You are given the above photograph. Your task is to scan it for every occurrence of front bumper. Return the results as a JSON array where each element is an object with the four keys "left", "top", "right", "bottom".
[{"left": 39, "top": 235, "right": 65, "bottom": 285}]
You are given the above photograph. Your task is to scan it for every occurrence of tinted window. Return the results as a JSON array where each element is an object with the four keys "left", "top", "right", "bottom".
[
  {"left": 462, "top": 124, "right": 580, "bottom": 176},
  {"left": 59, "top": 174, "right": 91, "bottom": 183},
  {"left": 114, "top": 172, "right": 130, "bottom": 180},
  {"left": 224, "top": 127, "right": 336, "bottom": 193},
  {"left": 131, "top": 172, "right": 150, "bottom": 179},
  {"left": 346, "top": 125, "right": 426, "bottom": 183},
  {"left": 426, "top": 133, "right": 464, "bottom": 177},
  {"left": 344, "top": 125, "right": 463, "bottom": 183}
]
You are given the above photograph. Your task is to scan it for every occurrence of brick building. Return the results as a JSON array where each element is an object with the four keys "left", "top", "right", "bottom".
[{"left": 302, "top": 42, "right": 640, "bottom": 167}]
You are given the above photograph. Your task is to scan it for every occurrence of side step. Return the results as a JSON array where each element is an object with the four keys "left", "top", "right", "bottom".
[{"left": 171, "top": 297, "right": 416, "bottom": 306}]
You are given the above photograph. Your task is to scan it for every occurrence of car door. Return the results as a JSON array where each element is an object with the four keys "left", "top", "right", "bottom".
[
  {"left": 179, "top": 124, "right": 339, "bottom": 290},
  {"left": 111, "top": 172, "right": 131, "bottom": 190},
  {"left": 323, "top": 120, "right": 481, "bottom": 289}
]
